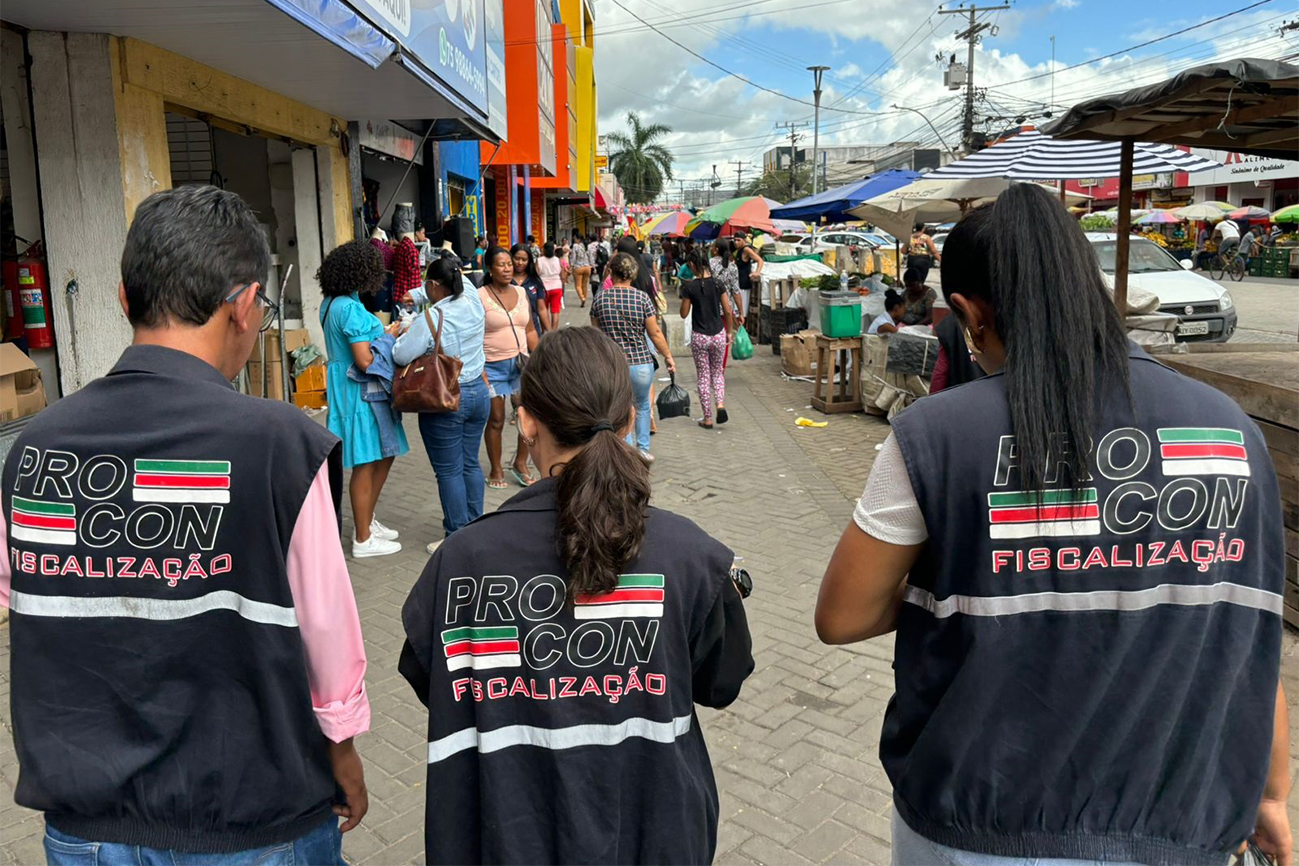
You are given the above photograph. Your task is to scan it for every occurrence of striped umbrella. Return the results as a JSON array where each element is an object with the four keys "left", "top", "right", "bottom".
[
  {"left": 644, "top": 211, "right": 692, "bottom": 237},
  {"left": 1272, "top": 204, "right": 1299, "bottom": 224},
  {"left": 1135, "top": 210, "right": 1185, "bottom": 225},
  {"left": 1175, "top": 202, "right": 1233, "bottom": 221},
  {"left": 694, "top": 196, "right": 783, "bottom": 234},
  {"left": 1227, "top": 205, "right": 1271, "bottom": 221},
  {"left": 926, "top": 129, "right": 1221, "bottom": 180}
]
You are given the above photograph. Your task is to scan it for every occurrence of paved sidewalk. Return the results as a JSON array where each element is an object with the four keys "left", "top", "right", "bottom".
[{"left": 1, "top": 302, "right": 1296, "bottom": 865}]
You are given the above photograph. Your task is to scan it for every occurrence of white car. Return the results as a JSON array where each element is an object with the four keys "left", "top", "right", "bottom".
[
  {"left": 794, "top": 231, "right": 891, "bottom": 252},
  {"left": 1087, "top": 232, "right": 1236, "bottom": 343}
]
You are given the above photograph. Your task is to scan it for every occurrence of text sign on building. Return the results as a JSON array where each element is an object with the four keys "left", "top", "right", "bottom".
[
  {"left": 484, "top": 0, "right": 508, "bottom": 139},
  {"left": 358, "top": 121, "right": 423, "bottom": 164},
  {"left": 351, "top": 0, "right": 489, "bottom": 114},
  {"left": 1189, "top": 149, "right": 1299, "bottom": 185}
]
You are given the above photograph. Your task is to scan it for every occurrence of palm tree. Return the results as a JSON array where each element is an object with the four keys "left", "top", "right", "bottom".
[{"left": 606, "top": 112, "right": 674, "bottom": 205}]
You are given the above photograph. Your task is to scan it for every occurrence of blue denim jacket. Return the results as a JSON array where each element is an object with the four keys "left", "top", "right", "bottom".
[{"left": 393, "top": 278, "right": 486, "bottom": 384}]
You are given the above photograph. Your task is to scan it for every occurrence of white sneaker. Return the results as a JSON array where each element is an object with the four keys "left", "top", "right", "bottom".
[
  {"left": 370, "top": 519, "right": 399, "bottom": 541},
  {"left": 425, "top": 539, "right": 443, "bottom": 555},
  {"left": 352, "top": 536, "right": 402, "bottom": 558}
]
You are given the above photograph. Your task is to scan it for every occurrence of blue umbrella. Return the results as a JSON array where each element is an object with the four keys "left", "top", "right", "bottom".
[{"left": 769, "top": 169, "right": 922, "bottom": 223}]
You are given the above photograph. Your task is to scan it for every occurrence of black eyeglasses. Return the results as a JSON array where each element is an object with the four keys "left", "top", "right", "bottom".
[{"left": 225, "top": 283, "right": 280, "bottom": 332}]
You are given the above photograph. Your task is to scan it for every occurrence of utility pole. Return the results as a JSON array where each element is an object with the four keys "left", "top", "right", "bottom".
[
  {"left": 938, "top": 3, "right": 1009, "bottom": 153},
  {"left": 709, "top": 164, "right": 720, "bottom": 206},
  {"left": 775, "top": 121, "right": 809, "bottom": 200},
  {"left": 729, "top": 160, "right": 750, "bottom": 198},
  {"left": 807, "top": 66, "right": 829, "bottom": 197}
]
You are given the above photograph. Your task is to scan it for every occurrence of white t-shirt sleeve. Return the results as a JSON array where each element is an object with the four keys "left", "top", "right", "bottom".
[{"left": 853, "top": 433, "right": 929, "bottom": 545}]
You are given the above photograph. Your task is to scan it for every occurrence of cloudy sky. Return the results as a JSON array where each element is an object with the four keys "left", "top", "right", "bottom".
[{"left": 592, "top": 0, "right": 1296, "bottom": 200}]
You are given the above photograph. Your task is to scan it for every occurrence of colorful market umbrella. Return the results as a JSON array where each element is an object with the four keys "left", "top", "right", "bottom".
[
  {"left": 1174, "top": 202, "right": 1233, "bottom": 221},
  {"left": 644, "top": 211, "right": 692, "bottom": 236},
  {"left": 1227, "top": 205, "right": 1271, "bottom": 221},
  {"left": 1272, "top": 204, "right": 1299, "bottom": 223},
  {"left": 694, "top": 196, "right": 783, "bottom": 234},
  {"left": 1135, "top": 210, "right": 1185, "bottom": 225}
]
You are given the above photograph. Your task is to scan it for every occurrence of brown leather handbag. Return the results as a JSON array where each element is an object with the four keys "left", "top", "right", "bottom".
[{"left": 391, "top": 308, "right": 463, "bottom": 413}]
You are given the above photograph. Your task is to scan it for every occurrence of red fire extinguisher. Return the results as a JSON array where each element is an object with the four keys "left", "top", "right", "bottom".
[
  {"left": 1, "top": 258, "right": 22, "bottom": 340},
  {"left": 15, "top": 242, "right": 54, "bottom": 349}
]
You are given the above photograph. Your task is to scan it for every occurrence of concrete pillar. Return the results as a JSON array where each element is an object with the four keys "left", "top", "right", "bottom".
[{"left": 27, "top": 31, "right": 134, "bottom": 394}]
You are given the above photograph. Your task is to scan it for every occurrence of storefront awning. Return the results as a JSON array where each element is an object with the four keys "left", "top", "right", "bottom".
[{"left": 1, "top": 0, "right": 494, "bottom": 135}]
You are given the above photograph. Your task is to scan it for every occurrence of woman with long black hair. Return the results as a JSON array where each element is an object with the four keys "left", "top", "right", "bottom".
[
  {"left": 816, "top": 184, "right": 1290, "bottom": 866},
  {"left": 400, "top": 327, "right": 753, "bottom": 865},
  {"left": 510, "top": 242, "right": 550, "bottom": 334}
]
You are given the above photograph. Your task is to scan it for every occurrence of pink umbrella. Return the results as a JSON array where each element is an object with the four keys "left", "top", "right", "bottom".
[
  {"left": 1134, "top": 210, "right": 1184, "bottom": 225},
  {"left": 646, "top": 211, "right": 692, "bottom": 237},
  {"left": 1227, "top": 205, "right": 1271, "bottom": 222}
]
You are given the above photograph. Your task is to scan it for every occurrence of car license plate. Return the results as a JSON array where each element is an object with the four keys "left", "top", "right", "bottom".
[{"left": 1179, "top": 321, "right": 1210, "bottom": 336}]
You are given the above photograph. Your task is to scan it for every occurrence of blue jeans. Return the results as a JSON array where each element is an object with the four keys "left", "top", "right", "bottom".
[
  {"left": 418, "top": 378, "right": 490, "bottom": 536},
  {"left": 627, "top": 363, "right": 654, "bottom": 452},
  {"left": 43, "top": 818, "right": 344, "bottom": 866}
]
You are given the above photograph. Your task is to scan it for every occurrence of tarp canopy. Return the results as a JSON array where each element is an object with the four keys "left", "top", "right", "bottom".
[
  {"left": 1042, "top": 58, "right": 1299, "bottom": 160},
  {"left": 769, "top": 170, "right": 921, "bottom": 223}
]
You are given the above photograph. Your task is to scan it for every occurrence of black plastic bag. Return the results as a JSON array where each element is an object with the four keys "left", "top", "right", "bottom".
[{"left": 656, "top": 372, "right": 691, "bottom": 420}]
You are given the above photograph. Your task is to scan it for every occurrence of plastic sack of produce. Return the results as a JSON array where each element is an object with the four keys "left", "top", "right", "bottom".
[{"left": 656, "top": 373, "right": 691, "bottom": 420}]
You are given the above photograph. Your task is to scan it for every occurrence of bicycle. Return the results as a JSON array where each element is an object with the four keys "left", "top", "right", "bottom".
[{"left": 1209, "top": 248, "right": 1246, "bottom": 282}]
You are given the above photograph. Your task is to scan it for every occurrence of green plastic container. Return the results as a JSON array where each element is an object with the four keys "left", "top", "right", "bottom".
[{"left": 819, "top": 290, "right": 863, "bottom": 338}]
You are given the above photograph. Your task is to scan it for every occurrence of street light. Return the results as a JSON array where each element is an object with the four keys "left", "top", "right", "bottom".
[
  {"left": 808, "top": 65, "right": 829, "bottom": 246},
  {"left": 890, "top": 104, "right": 959, "bottom": 162}
]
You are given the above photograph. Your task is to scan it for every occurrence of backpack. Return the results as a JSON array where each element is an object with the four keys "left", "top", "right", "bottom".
[{"left": 595, "top": 243, "right": 610, "bottom": 272}]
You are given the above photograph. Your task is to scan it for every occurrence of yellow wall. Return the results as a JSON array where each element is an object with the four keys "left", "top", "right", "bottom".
[
  {"left": 573, "top": 46, "right": 596, "bottom": 194},
  {"left": 109, "top": 37, "right": 352, "bottom": 241}
]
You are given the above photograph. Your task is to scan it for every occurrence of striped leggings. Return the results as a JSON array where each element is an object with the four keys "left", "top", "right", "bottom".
[{"left": 690, "top": 330, "right": 727, "bottom": 423}]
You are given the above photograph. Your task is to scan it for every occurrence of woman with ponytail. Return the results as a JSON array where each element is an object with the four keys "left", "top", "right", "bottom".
[
  {"left": 400, "top": 327, "right": 753, "bottom": 865},
  {"left": 816, "top": 183, "right": 1289, "bottom": 866}
]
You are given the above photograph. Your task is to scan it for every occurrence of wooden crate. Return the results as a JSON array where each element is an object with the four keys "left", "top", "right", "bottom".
[{"left": 1160, "top": 345, "right": 1299, "bottom": 629}]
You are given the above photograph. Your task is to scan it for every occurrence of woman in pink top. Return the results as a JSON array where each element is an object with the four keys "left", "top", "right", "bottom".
[
  {"left": 480, "top": 247, "right": 540, "bottom": 489},
  {"left": 536, "top": 241, "right": 568, "bottom": 317}
]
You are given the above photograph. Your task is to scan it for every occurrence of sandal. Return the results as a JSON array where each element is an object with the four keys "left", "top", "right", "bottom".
[
  {"left": 717, "top": 407, "right": 729, "bottom": 425},
  {"left": 699, "top": 420, "right": 714, "bottom": 429},
  {"left": 488, "top": 477, "right": 509, "bottom": 490},
  {"left": 508, "top": 467, "right": 537, "bottom": 487}
]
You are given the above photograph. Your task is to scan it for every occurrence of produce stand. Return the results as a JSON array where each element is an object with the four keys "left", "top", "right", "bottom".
[{"left": 1152, "top": 344, "right": 1299, "bottom": 628}]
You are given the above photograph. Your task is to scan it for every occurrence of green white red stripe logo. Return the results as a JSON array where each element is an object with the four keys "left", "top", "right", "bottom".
[
  {"left": 987, "top": 489, "right": 1100, "bottom": 539},
  {"left": 133, "top": 459, "right": 231, "bottom": 503},
  {"left": 441, "top": 626, "right": 520, "bottom": 671},
  {"left": 575, "top": 574, "right": 665, "bottom": 619},
  {"left": 1158, "top": 428, "right": 1249, "bottom": 477},
  {"left": 10, "top": 496, "right": 76, "bottom": 546}
]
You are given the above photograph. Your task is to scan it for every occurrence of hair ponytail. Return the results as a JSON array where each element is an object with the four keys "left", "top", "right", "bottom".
[
  {"left": 940, "top": 183, "right": 1129, "bottom": 494},
  {"left": 519, "top": 328, "right": 651, "bottom": 598}
]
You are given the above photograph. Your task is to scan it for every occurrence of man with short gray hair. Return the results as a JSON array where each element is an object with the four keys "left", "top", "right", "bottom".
[{"left": 1, "top": 185, "right": 369, "bottom": 864}]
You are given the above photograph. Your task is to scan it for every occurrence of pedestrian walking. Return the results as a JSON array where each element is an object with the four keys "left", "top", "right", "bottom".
[
  {"left": 393, "top": 254, "right": 489, "bottom": 554},
  {"left": 481, "top": 246, "right": 540, "bottom": 489},
  {"left": 399, "top": 326, "right": 753, "bottom": 865},
  {"left": 570, "top": 232, "right": 592, "bottom": 307},
  {"left": 679, "top": 249, "right": 734, "bottom": 428},
  {"left": 319, "top": 239, "right": 408, "bottom": 558},
  {"left": 733, "top": 234, "right": 764, "bottom": 323},
  {"left": 816, "top": 184, "right": 1291, "bottom": 866},
  {"left": 537, "top": 241, "right": 568, "bottom": 320},
  {"left": 906, "top": 222, "right": 941, "bottom": 283},
  {"left": 2, "top": 185, "right": 369, "bottom": 864},
  {"left": 510, "top": 242, "right": 551, "bottom": 334},
  {"left": 591, "top": 252, "right": 675, "bottom": 462}
]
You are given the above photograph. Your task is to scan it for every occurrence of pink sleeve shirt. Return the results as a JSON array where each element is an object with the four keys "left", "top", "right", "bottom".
[{"left": 0, "top": 461, "right": 370, "bottom": 743}]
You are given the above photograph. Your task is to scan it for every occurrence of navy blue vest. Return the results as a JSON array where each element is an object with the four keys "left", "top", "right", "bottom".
[{"left": 886, "top": 344, "right": 1283, "bottom": 866}]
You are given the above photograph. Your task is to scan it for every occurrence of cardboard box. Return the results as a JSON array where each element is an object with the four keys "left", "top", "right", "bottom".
[
  {"left": 284, "top": 328, "right": 311, "bottom": 353},
  {"left": 295, "top": 364, "right": 327, "bottom": 392},
  {"left": 780, "top": 330, "right": 817, "bottom": 377},
  {"left": 246, "top": 360, "right": 288, "bottom": 400},
  {"left": 0, "top": 342, "right": 46, "bottom": 422},
  {"left": 293, "top": 390, "right": 327, "bottom": 410}
]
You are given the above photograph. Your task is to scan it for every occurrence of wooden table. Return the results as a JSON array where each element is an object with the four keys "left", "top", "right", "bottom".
[{"left": 812, "top": 335, "right": 863, "bottom": 414}]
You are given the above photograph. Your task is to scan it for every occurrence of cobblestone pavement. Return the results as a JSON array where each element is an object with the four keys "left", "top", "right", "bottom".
[{"left": 1, "top": 295, "right": 1296, "bottom": 865}]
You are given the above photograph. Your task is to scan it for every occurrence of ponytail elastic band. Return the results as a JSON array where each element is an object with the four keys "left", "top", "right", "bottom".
[{"left": 590, "top": 421, "right": 615, "bottom": 434}]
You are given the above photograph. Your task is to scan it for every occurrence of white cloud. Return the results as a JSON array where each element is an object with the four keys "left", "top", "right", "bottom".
[{"left": 1053, "top": 0, "right": 1080, "bottom": 9}]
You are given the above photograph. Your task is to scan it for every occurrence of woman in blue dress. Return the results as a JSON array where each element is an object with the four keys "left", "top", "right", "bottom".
[{"left": 319, "top": 240, "right": 409, "bottom": 558}]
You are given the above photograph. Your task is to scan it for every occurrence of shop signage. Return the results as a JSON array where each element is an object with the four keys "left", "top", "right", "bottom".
[
  {"left": 358, "top": 121, "right": 423, "bottom": 164},
  {"left": 595, "top": 154, "right": 609, "bottom": 170},
  {"left": 535, "top": 0, "right": 558, "bottom": 176},
  {"left": 351, "top": 0, "right": 489, "bottom": 114},
  {"left": 494, "top": 170, "right": 511, "bottom": 247},
  {"left": 1190, "top": 149, "right": 1299, "bottom": 184},
  {"left": 484, "top": 0, "right": 508, "bottom": 139}
]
